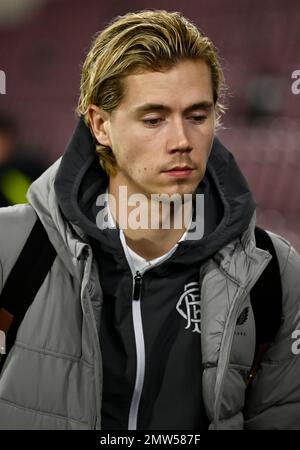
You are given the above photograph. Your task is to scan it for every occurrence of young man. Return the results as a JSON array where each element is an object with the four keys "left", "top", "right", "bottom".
[{"left": 0, "top": 10, "right": 300, "bottom": 430}]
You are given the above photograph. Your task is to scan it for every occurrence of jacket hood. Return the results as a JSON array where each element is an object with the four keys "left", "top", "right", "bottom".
[{"left": 29, "top": 117, "right": 256, "bottom": 270}]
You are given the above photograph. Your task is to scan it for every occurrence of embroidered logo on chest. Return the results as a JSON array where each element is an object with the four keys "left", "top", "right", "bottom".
[{"left": 176, "top": 281, "right": 201, "bottom": 334}]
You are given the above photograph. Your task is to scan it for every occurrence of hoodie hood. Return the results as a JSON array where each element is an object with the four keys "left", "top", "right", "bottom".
[{"left": 30, "top": 116, "right": 256, "bottom": 271}]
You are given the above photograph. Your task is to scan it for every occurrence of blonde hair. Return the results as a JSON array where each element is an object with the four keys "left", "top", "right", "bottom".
[{"left": 76, "top": 10, "right": 226, "bottom": 177}]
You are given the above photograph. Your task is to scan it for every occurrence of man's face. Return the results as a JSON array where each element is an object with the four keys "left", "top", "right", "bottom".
[{"left": 95, "top": 59, "right": 215, "bottom": 197}]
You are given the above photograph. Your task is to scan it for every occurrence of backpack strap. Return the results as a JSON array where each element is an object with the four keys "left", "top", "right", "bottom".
[
  {"left": 0, "top": 217, "right": 57, "bottom": 372},
  {"left": 247, "top": 226, "right": 283, "bottom": 386}
]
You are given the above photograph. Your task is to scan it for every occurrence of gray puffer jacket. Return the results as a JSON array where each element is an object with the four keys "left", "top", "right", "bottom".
[{"left": 0, "top": 134, "right": 300, "bottom": 429}]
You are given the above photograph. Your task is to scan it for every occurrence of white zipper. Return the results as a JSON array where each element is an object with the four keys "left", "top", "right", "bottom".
[
  {"left": 125, "top": 258, "right": 151, "bottom": 430},
  {"left": 118, "top": 231, "right": 149, "bottom": 430},
  {"left": 128, "top": 269, "right": 148, "bottom": 430}
]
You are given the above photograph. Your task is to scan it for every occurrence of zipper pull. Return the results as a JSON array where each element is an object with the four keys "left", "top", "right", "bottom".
[{"left": 133, "top": 271, "right": 142, "bottom": 301}]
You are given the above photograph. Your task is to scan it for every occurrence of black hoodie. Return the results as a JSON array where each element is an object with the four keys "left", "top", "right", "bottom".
[{"left": 54, "top": 117, "right": 255, "bottom": 430}]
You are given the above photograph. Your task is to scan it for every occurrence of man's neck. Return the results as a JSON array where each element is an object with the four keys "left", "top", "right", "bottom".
[
  {"left": 107, "top": 180, "right": 192, "bottom": 260},
  {"left": 122, "top": 226, "right": 188, "bottom": 260}
]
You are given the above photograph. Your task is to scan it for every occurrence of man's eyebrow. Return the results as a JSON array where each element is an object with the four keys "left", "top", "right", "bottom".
[{"left": 133, "top": 101, "right": 214, "bottom": 114}]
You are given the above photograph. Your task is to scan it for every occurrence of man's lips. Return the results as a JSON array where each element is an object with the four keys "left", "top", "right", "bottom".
[
  {"left": 164, "top": 165, "right": 194, "bottom": 171},
  {"left": 162, "top": 166, "right": 195, "bottom": 178}
]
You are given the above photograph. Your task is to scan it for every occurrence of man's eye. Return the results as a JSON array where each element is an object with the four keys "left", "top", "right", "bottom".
[
  {"left": 190, "top": 115, "right": 207, "bottom": 122},
  {"left": 142, "top": 118, "right": 162, "bottom": 126}
]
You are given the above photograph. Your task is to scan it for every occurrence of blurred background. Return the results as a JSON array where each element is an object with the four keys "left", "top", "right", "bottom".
[{"left": 0, "top": 0, "right": 299, "bottom": 248}]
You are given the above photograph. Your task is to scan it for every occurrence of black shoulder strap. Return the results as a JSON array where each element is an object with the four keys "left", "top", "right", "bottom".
[
  {"left": 0, "top": 217, "right": 57, "bottom": 372},
  {"left": 247, "top": 226, "right": 282, "bottom": 386}
]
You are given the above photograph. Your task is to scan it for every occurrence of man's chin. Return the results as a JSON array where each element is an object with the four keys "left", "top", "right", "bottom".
[
  {"left": 159, "top": 183, "right": 198, "bottom": 198},
  {"left": 138, "top": 180, "right": 199, "bottom": 199}
]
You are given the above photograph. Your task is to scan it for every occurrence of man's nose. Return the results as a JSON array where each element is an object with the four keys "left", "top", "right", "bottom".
[{"left": 168, "top": 119, "right": 192, "bottom": 153}]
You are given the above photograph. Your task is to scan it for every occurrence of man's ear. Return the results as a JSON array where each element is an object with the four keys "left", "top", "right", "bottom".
[{"left": 87, "top": 105, "right": 112, "bottom": 147}]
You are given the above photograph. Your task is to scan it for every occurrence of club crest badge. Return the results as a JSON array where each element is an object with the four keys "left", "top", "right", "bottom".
[{"left": 176, "top": 282, "right": 201, "bottom": 334}]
